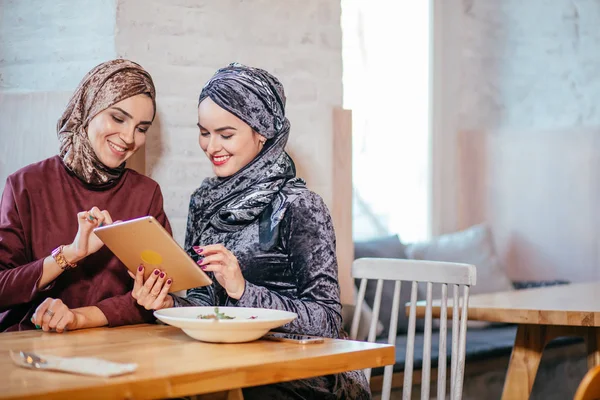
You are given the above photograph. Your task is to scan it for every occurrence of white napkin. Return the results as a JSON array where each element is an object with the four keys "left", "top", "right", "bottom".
[{"left": 10, "top": 351, "right": 137, "bottom": 377}]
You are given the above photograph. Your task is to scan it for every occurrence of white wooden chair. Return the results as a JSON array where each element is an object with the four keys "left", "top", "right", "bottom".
[{"left": 350, "top": 258, "right": 477, "bottom": 400}]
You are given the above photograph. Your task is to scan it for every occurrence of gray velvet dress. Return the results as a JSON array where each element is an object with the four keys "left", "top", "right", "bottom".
[
  {"left": 175, "top": 182, "right": 370, "bottom": 399},
  {"left": 173, "top": 63, "right": 371, "bottom": 399}
]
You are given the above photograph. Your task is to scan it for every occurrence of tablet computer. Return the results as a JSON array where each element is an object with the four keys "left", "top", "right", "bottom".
[{"left": 93, "top": 216, "right": 212, "bottom": 293}]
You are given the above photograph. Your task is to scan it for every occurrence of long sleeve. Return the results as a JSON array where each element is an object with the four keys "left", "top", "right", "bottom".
[
  {"left": 95, "top": 292, "right": 153, "bottom": 327},
  {"left": 236, "top": 192, "right": 343, "bottom": 338},
  {"left": 0, "top": 178, "right": 52, "bottom": 311},
  {"left": 95, "top": 184, "right": 171, "bottom": 326},
  {"left": 0, "top": 158, "right": 179, "bottom": 332}
]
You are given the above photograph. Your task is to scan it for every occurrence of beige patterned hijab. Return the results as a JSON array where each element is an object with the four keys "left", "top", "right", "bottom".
[{"left": 57, "top": 59, "right": 156, "bottom": 185}]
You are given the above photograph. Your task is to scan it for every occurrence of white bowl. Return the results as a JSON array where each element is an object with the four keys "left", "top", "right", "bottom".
[{"left": 154, "top": 306, "right": 297, "bottom": 343}]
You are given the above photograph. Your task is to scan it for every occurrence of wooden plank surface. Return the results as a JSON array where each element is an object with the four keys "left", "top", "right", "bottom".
[
  {"left": 414, "top": 282, "right": 600, "bottom": 326},
  {"left": 0, "top": 324, "right": 394, "bottom": 400}
]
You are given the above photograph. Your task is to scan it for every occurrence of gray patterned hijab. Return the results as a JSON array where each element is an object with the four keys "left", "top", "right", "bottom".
[
  {"left": 188, "top": 63, "right": 305, "bottom": 238},
  {"left": 57, "top": 59, "right": 156, "bottom": 186}
]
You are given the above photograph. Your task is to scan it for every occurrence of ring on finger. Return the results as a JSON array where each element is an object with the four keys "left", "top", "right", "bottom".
[{"left": 45, "top": 309, "right": 55, "bottom": 318}]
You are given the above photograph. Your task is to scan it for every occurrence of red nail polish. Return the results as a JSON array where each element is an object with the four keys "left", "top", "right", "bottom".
[
  {"left": 167, "top": 279, "right": 172, "bottom": 284},
  {"left": 138, "top": 265, "right": 143, "bottom": 272},
  {"left": 154, "top": 270, "right": 159, "bottom": 275},
  {"left": 194, "top": 247, "right": 203, "bottom": 254},
  {"left": 200, "top": 265, "right": 206, "bottom": 270},
  {"left": 160, "top": 272, "right": 165, "bottom": 278}
]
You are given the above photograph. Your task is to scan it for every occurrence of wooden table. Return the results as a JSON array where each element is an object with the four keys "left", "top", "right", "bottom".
[
  {"left": 0, "top": 324, "right": 394, "bottom": 400},
  {"left": 416, "top": 282, "right": 600, "bottom": 399}
]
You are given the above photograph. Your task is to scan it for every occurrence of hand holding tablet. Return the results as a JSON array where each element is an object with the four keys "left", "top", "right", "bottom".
[{"left": 93, "top": 216, "right": 212, "bottom": 292}]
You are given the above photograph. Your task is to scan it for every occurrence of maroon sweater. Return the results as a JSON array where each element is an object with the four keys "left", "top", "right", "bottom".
[{"left": 0, "top": 156, "right": 172, "bottom": 332}]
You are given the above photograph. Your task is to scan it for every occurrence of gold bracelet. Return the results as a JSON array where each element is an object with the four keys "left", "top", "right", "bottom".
[{"left": 51, "top": 245, "right": 77, "bottom": 270}]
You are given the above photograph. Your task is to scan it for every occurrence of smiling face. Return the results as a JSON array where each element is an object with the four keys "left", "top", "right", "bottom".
[
  {"left": 197, "top": 97, "right": 266, "bottom": 178},
  {"left": 86, "top": 94, "right": 154, "bottom": 168}
]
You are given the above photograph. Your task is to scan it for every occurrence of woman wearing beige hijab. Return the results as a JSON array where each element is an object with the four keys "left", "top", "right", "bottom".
[{"left": 0, "top": 59, "right": 173, "bottom": 332}]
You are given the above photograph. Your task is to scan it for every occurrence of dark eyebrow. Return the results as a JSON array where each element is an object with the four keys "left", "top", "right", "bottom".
[
  {"left": 111, "top": 107, "right": 133, "bottom": 119},
  {"left": 111, "top": 107, "right": 152, "bottom": 125},
  {"left": 197, "top": 123, "right": 237, "bottom": 132},
  {"left": 215, "top": 126, "right": 237, "bottom": 132}
]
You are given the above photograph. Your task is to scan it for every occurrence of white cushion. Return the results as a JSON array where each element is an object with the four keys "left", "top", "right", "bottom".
[{"left": 405, "top": 224, "right": 514, "bottom": 328}]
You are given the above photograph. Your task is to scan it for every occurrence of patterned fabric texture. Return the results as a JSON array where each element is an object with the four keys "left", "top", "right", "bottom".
[
  {"left": 175, "top": 63, "right": 371, "bottom": 399},
  {"left": 57, "top": 59, "right": 156, "bottom": 185},
  {"left": 189, "top": 62, "right": 305, "bottom": 238}
]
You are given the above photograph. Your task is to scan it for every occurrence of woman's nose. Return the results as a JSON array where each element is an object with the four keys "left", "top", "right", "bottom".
[
  {"left": 119, "top": 125, "right": 135, "bottom": 145},
  {"left": 206, "top": 135, "right": 221, "bottom": 153}
]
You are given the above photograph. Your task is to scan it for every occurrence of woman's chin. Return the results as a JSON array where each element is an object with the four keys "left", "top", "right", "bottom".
[
  {"left": 214, "top": 165, "right": 241, "bottom": 178},
  {"left": 214, "top": 170, "right": 232, "bottom": 178},
  {"left": 99, "top": 154, "right": 128, "bottom": 169}
]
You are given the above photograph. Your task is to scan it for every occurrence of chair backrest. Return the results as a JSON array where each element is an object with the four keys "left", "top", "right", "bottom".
[
  {"left": 350, "top": 258, "right": 476, "bottom": 400},
  {"left": 575, "top": 365, "right": 600, "bottom": 400}
]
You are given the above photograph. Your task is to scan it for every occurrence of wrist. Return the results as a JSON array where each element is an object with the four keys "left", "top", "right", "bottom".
[
  {"left": 62, "top": 244, "right": 83, "bottom": 264},
  {"left": 70, "top": 306, "right": 107, "bottom": 330},
  {"left": 229, "top": 281, "right": 246, "bottom": 301},
  {"left": 69, "top": 310, "right": 86, "bottom": 330},
  {"left": 51, "top": 245, "right": 79, "bottom": 270}
]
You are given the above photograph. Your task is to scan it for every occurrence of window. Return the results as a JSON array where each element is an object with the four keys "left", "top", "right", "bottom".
[{"left": 342, "top": 0, "right": 431, "bottom": 243}]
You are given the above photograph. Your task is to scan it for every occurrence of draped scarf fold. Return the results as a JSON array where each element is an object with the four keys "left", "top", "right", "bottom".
[
  {"left": 57, "top": 59, "right": 156, "bottom": 186},
  {"left": 186, "top": 63, "right": 305, "bottom": 247}
]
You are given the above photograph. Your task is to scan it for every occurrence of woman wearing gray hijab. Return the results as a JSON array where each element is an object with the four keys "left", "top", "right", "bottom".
[{"left": 134, "top": 63, "right": 371, "bottom": 399}]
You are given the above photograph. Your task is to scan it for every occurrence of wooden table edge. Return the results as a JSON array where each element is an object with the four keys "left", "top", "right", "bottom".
[
  {"left": 412, "top": 304, "right": 600, "bottom": 327},
  {"left": 3, "top": 344, "right": 395, "bottom": 400}
]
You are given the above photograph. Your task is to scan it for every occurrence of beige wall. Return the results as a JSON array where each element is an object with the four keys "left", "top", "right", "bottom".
[
  {"left": 434, "top": 0, "right": 600, "bottom": 281},
  {"left": 0, "top": 1, "right": 353, "bottom": 303}
]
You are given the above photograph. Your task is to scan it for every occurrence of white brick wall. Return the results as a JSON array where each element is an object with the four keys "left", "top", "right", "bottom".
[
  {"left": 0, "top": 0, "right": 343, "bottom": 247},
  {"left": 435, "top": 0, "right": 600, "bottom": 281},
  {"left": 116, "top": 0, "right": 343, "bottom": 244},
  {"left": 0, "top": 0, "right": 116, "bottom": 91},
  {"left": 0, "top": 0, "right": 117, "bottom": 181},
  {"left": 434, "top": 0, "right": 600, "bottom": 235},
  {"left": 458, "top": 0, "right": 600, "bottom": 131}
]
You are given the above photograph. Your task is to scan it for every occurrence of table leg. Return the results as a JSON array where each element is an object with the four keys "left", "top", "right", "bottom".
[
  {"left": 501, "top": 324, "right": 547, "bottom": 400},
  {"left": 195, "top": 388, "right": 244, "bottom": 400},
  {"left": 586, "top": 328, "right": 600, "bottom": 369}
]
